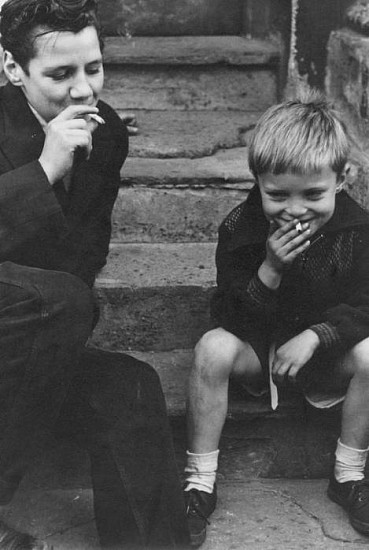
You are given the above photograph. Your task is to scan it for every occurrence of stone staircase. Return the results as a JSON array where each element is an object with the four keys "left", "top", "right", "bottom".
[
  {"left": 89, "top": 15, "right": 340, "bottom": 479},
  {"left": 91, "top": 33, "right": 275, "bottom": 404}
]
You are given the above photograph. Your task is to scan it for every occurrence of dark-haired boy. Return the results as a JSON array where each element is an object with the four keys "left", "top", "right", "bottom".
[{"left": 0, "top": 0, "right": 189, "bottom": 548}]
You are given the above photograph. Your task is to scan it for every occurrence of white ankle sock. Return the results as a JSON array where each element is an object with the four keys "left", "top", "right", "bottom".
[
  {"left": 334, "top": 439, "right": 369, "bottom": 483},
  {"left": 184, "top": 450, "right": 219, "bottom": 494}
]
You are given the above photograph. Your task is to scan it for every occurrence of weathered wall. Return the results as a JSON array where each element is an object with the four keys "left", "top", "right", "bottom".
[
  {"left": 98, "top": 0, "right": 243, "bottom": 36},
  {"left": 290, "top": 0, "right": 353, "bottom": 90}
]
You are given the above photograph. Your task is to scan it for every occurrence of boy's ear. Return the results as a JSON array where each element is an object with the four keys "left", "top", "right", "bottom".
[
  {"left": 336, "top": 163, "right": 350, "bottom": 193},
  {"left": 3, "top": 51, "right": 24, "bottom": 86}
]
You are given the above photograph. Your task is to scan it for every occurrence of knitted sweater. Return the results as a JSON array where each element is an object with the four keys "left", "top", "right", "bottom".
[{"left": 211, "top": 185, "right": 369, "bottom": 354}]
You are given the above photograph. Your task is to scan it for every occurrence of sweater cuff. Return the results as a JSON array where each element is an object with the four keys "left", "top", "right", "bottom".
[
  {"left": 309, "top": 322, "right": 341, "bottom": 349},
  {"left": 246, "top": 273, "right": 276, "bottom": 307}
]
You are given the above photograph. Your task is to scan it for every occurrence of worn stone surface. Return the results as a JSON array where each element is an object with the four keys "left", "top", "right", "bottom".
[
  {"left": 103, "top": 66, "right": 276, "bottom": 112},
  {"left": 103, "top": 36, "right": 281, "bottom": 66},
  {"left": 3, "top": 485, "right": 97, "bottom": 549},
  {"left": 113, "top": 110, "right": 262, "bottom": 158},
  {"left": 5, "top": 479, "right": 369, "bottom": 549},
  {"left": 99, "top": 0, "right": 242, "bottom": 36},
  {"left": 111, "top": 185, "right": 250, "bottom": 243},
  {"left": 92, "top": 242, "right": 216, "bottom": 350},
  {"left": 121, "top": 147, "right": 254, "bottom": 186},
  {"left": 201, "top": 479, "right": 368, "bottom": 549}
]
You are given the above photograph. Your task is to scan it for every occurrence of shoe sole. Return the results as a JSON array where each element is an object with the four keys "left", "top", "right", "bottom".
[
  {"left": 327, "top": 487, "right": 369, "bottom": 535},
  {"left": 189, "top": 528, "right": 206, "bottom": 548}
]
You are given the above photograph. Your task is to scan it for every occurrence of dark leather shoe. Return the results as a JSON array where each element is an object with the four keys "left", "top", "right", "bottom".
[
  {"left": 328, "top": 475, "right": 369, "bottom": 534},
  {"left": 184, "top": 485, "right": 217, "bottom": 548},
  {"left": 0, "top": 520, "right": 52, "bottom": 549}
]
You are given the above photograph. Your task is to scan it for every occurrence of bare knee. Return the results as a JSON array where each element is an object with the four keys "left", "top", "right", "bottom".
[
  {"left": 193, "top": 328, "right": 243, "bottom": 382},
  {"left": 346, "top": 338, "right": 369, "bottom": 380}
]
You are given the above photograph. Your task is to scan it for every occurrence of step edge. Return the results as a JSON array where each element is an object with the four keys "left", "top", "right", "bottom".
[{"left": 103, "top": 35, "right": 282, "bottom": 66}]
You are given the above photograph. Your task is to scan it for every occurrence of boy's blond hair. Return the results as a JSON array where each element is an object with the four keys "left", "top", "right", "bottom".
[{"left": 248, "top": 91, "right": 349, "bottom": 179}]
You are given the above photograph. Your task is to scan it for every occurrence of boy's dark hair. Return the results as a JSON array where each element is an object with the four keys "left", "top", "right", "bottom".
[
  {"left": 0, "top": 0, "right": 102, "bottom": 71},
  {"left": 248, "top": 90, "right": 350, "bottom": 179}
]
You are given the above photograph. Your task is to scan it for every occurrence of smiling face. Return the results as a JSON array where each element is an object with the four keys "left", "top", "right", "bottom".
[
  {"left": 6, "top": 25, "right": 104, "bottom": 122},
  {"left": 258, "top": 167, "right": 341, "bottom": 236}
]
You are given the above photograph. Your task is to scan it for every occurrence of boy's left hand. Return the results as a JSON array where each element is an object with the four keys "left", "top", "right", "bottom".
[{"left": 272, "top": 329, "right": 320, "bottom": 384}]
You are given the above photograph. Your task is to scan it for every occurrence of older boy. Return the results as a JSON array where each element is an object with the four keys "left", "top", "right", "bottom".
[
  {"left": 184, "top": 93, "right": 369, "bottom": 547},
  {"left": 0, "top": 1, "right": 189, "bottom": 549}
]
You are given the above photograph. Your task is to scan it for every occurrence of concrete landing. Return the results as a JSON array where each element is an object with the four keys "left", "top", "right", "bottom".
[{"left": 4, "top": 478, "right": 368, "bottom": 549}]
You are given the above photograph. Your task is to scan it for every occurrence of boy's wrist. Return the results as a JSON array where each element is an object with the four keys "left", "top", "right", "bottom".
[{"left": 258, "top": 261, "right": 282, "bottom": 290}]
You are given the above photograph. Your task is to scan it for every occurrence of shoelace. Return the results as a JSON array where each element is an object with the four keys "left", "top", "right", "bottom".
[{"left": 186, "top": 492, "right": 211, "bottom": 525}]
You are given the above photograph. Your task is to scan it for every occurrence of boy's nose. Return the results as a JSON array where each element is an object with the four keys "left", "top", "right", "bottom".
[
  {"left": 286, "top": 201, "right": 307, "bottom": 218},
  {"left": 70, "top": 77, "right": 93, "bottom": 101}
]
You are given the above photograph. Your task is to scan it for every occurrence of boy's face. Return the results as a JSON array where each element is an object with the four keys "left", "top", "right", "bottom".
[
  {"left": 258, "top": 167, "right": 341, "bottom": 236},
  {"left": 11, "top": 25, "right": 103, "bottom": 122}
]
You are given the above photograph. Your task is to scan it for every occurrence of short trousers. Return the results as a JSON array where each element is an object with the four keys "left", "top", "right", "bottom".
[{"left": 236, "top": 337, "right": 348, "bottom": 411}]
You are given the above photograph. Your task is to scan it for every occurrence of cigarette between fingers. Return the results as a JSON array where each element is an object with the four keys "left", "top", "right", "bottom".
[
  {"left": 295, "top": 222, "right": 302, "bottom": 233},
  {"left": 88, "top": 113, "right": 105, "bottom": 125}
]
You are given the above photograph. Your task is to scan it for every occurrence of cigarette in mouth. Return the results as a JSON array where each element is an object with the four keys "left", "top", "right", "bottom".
[
  {"left": 295, "top": 221, "right": 303, "bottom": 233},
  {"left": 88, "top": 113, "right": 105, "bottom": 125}
]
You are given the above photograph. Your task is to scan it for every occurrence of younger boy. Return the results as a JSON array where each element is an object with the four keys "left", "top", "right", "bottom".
[{"left": 184, "top": 92, "right": 369, "bottom": 547}]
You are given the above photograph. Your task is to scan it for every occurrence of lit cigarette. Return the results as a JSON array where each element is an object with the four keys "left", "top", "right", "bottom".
[
  {"left": 295, "top": 222, "right": 302, "bottom": 233},
  {"left": 88, "top": 113, "right": 105, "bottom": 125}
]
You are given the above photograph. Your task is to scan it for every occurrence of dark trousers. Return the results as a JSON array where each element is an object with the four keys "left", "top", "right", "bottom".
[{"left": 0, "top": 262, "right": 189, "bottom": 549}]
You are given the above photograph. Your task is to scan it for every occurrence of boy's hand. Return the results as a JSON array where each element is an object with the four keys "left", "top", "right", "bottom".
[
  {"left": 266, "top": 220, "right": 310, "bottom": 273},
  {"left": 39, "top": 105, "right": 104, "bottom": 185},
  {"left": 265, "top": 219, "right": 311, "bottom": 274},
  {"left": 120, "top": 112, "right": 138, "bottom": 136},
  {"left": 272, "top": 329, "right": 320, "bottom": 384},
  {"left": 258, "top": 219, "right": 311, "bottom": 289}
]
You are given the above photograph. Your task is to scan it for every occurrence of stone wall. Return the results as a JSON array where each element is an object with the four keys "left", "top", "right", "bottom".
[{"left": 326, "top": 2, "right": 369, "bottom": 208}]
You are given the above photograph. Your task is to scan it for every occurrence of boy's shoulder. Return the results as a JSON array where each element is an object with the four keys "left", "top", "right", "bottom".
[
  {"left": 220, "top": 185, "right": 268, "bottom": 247},
  {"left": 96, "top": 99, "right": 128, "bottom": 141},
  {"left": 327, "top": 191, "right": 369, "bottom": 232}
]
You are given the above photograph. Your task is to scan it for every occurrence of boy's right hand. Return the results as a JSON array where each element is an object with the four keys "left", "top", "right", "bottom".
[
  {"left": 38, "top": 105, "right": 102, "bottom": 185},
  {"left": 265, "top": 219, "right": 311, "bottom": 274}
]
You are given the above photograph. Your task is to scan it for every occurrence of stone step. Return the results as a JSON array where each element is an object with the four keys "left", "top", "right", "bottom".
[
  {"left": 103, "top": 36, "right": 281, "bottom": 66},
  {"left": 14, "top": 349, "right": 341, "bottom": 499},
  {"left": 113, "top": 147, "right": 253, "bottom": 243},
  {"left": 103, "top": 69, "right": 277, "bottom": 112},
  {"left": 116, "top": 110, "right": 261, "bottom": 158},
  {"left": 121, "top": 147, "right": 254, "bottom": 186},
  {"left": 92, "top": 242, "right": 216, "bottom": 351},
  {"left": 111, "top": 184, "right": 250, "bottom": 243},
  {"left": 100, "top": 1, "right": 243, "bottom": 37},
  {"left": 101, "top": 36, "right": 280, "bottom": 111}
]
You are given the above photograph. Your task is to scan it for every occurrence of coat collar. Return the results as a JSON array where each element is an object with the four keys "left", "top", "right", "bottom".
[
  {"left": 228, "top": 184, "right": 369, "bottom": 251},
  {"left": 0, "top": 83, "right": 117, "bottom": 219}
]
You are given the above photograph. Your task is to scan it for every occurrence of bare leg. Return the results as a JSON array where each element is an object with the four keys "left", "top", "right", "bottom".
[
  {"left": 339, "top": 338, "right": 369, "bottom": 449},
  {"left": 187, "top": 327, "right": 264, "bottom": 453}
]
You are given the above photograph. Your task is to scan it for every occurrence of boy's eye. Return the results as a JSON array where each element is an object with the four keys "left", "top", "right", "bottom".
[
  {"left": 86, "top": 64, "right": 102, "bottom": 75},
  {"left": 306, "top": 190, "right": 324, "bottom": 200},
  {"left": 267, "top": 192, "right": 287, "bottom": 201},
  {"left": 50, "top": 71, "right": 70, "bottom": 81}
]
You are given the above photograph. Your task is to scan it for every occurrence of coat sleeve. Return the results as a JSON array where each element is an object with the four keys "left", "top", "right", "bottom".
[
  {"left": 65, "top": 106, "right": 129, "bottom": 287},
  {"left": 310, "top": 228, "right": 369, "bottom": 352},
  {"left": 0, "top": 159, "right": 67, "bottom": 261},
  {"left": 210, "top": 213, "right": 278, "bottom": 340}
]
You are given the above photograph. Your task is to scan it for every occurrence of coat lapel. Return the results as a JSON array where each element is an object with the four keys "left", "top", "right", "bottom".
[{"left": 0, "top": 83, "right": 45, "bottom": 170}]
